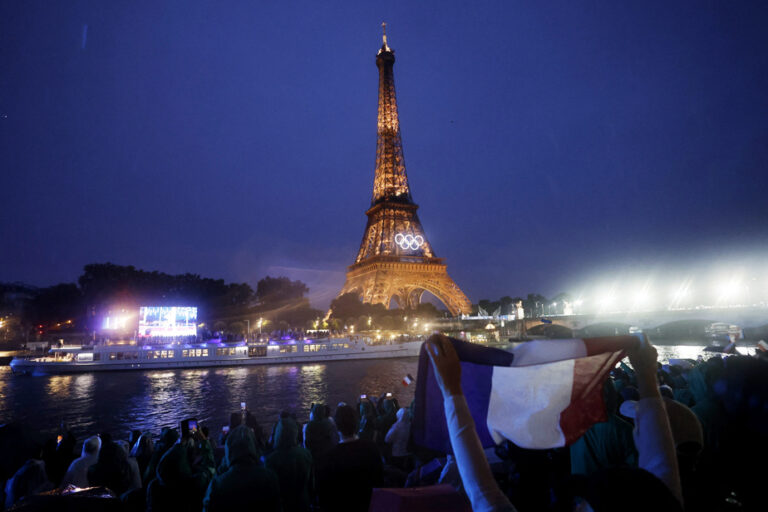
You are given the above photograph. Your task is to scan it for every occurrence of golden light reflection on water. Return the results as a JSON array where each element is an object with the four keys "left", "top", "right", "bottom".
[
  {"left": 72, "top": 374, "right": 94, "bottom": 399},
  {"left": 180, "top": 369, "right": 210, "bottom": 380},
  {"left": 46, "top": 375, "right": 73, "bottom": 397},
  {"left": 301, "top": 364, "right": 325, "bottom": 376},
  {"left": 148, "top": 371, "right": 175, "bottom": 379},
  {"left": 3, "top": 346, "right": 722, "bottom": 439},
  {"left": 298, "top": 364, "right": 328, "bottom": 411},
  {"left": 146, "top": 371, "right": 179, "bottom": 408}
]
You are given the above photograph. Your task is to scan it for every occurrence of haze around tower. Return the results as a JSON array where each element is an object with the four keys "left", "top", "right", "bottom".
[{"left": 1, "top": 1, "right": 767, "bottom": 309}]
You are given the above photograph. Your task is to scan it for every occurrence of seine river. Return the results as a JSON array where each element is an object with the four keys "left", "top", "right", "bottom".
[{"left": 0, "top": 343, "right": 738, "bottom": 439}]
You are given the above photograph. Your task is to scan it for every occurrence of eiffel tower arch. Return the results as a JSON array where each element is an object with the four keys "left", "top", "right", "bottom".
[{"left": 335, "top": 26, "right": 472, "bottom": 317}]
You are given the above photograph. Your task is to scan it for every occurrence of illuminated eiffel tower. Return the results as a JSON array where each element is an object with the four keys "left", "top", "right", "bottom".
[{"left": 336, "top": 24, "right": 472, "bottom": 316}]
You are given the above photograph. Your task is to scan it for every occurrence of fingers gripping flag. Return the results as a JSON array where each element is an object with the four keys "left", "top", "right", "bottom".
[{"left": 412, "top": 336, "right": 639, "bottom": 452}]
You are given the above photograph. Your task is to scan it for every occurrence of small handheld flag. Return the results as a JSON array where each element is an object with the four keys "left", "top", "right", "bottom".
[{"left": 402, "top": 373, "right": 414, "bottom": 386}]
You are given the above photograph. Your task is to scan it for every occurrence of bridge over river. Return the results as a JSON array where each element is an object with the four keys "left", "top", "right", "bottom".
[{"left": 520, "top": 306, "right": 768, "bottom": 338}]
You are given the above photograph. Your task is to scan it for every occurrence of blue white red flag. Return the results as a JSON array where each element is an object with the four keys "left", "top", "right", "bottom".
[{"left": 412, "top": 336, "right": 638, "bottom": 452}]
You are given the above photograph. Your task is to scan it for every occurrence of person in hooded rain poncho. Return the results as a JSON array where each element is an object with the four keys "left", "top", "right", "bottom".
[
  {"left": 60, "top": 435, "right": 101, "bottom": 489},
  {"left": 265, "top": 417, "right": 313, "bottom": 512},
  {"left": 147, "top": 434, "right": 215, "bottom": 512},
  {"left": 303, "top": 404, "right": 338, "bottom": 460},
  {"left": 375, "top": 395, "right": 399, "bottom": 441},
  {"left": 115, "top": 440, "right": 143, "bottom": 492},
  {"left": 203, "top": 425, "right": 281, "bottom": 512},
  {"left": 384, "top": 408, "right": 411, "bottom": 470},
  {"left": 143, "top": 427, "right": 179, "bottom": 486},
  {"left": 130, "top": 433, "right": 154, "bottom": 486},
  {"left": 570, "top": 379, "right": 638, "bottom": 475},
  {"left": 4, "top": 459, "right": 54, "bottom": 509},
  {"left": 357, "top": 398, "right": 376, "bottom": 442},
  {"left": 88, "top": 439, "right": 134, "bottom": 496},
  {"left": 687, "top": 358, "right": 726, "bottom": 454}
]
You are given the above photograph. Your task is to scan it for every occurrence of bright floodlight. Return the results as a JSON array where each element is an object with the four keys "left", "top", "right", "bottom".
[
  {"left": 668, "top": 283, "right": 689, "bottom": 309},
  {"left": 597, "top": 292, "right": 614, "bottom": 310},
  {"left": 671, "top": 285, "right": 688, "bottom": 300},
  {"left": 716, "top": 278, "right": 742, "bottom": 302}
]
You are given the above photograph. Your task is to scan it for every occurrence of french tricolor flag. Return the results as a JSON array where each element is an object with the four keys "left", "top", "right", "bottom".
[{"left": 412, "top": 336, "right": 639, "bottom": 452}]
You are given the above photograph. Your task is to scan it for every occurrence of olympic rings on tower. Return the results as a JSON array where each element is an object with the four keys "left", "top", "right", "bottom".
[{"left": 394, "top": 233, "right": 424, "bottom": 251}]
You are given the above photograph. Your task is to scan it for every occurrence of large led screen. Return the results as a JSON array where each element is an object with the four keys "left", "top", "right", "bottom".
[{"left": 139, "top": 306, "right": 197, "bottom": 337}]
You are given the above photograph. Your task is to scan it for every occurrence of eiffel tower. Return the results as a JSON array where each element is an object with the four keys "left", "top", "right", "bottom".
[{"left": 335, "top": 25, "right": 472, "bottom": 316}]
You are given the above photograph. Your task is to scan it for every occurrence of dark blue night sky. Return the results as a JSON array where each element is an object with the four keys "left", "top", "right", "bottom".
[{"left": 2, "top": 1, "right": 767, "bottom": 308}]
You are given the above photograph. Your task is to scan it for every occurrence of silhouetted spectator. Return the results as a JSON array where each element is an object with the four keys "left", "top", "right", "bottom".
[
  {"left": 88, "top": 440, "right": 133, "bottom": 495},
  {"left": 61, "top": 435, "right": 101, "bottom": 488},
  {"left": 385, "top": 407, "right": 412, "bottom": 470},
  {"left": 147, "top": 436, "right": 215, "bottom": 512},
  {"left": 316, "top": 405, "right": 383, "bottom": 512},
  {"left": 129, "top": 433, "right": 154, "bottom": 484},
  {"left": 115, "top": 440, "right": 142, "bottom": 491},
  {"left": 265, "top": 416, "right": 313, "bottom": 512},
  {"left": 376, "top": 394, "right": 399, "bottom": 440},
  {"left": 358, "top": 398, "right": 376, "bottom": 441},
  {"left": 42, "top": 429, "right": 76, "bottom": 485},
  {"left": 570, "top": 380, "right": 637, "bottom": 475},
  {"left": 203, "top": 425, "right": 280, "bottom": 511},
  {"left": 303, "top": 403, "right": 338, "bottom": 460},
  {"left": 143, "top": 427, "right": 178, "bottom": 485},
  {"left": 4, "top": 459, "right": 54, "bottom": 509}
]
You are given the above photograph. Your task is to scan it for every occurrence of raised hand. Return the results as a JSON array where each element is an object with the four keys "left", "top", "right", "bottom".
[
  {"left": 425, "top": 334, "right": 463, "bottom": 396},
  {"left": 627, "top": 335, "right": 660, "bottom": 398}
]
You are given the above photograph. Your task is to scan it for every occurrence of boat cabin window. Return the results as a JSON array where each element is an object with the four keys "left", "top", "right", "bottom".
[
  {"left": 248, "top": 346, "right": 267, "bottom": 357},
  {"left": 305, "top": 344, "right": 327, "bottom": 352},
  {"left": 110, "top": 352, "right": 137, "bottom": 360},
  {"left": 216, "top": 347, "right": 237, "bottom": 356},
  {"left": 147, "top": 350, "right": 175, "bottom": 359},
  {"left": 279, "top": 345, "right": 297, "bottom": 353},
  {"left": 182, "top": 349, "right": 208, "bottom": 358}
]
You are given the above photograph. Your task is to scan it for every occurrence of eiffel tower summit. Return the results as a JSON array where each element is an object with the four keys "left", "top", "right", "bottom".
[{"left": 335, "top": 25, "right": 472, "bottom": 316}]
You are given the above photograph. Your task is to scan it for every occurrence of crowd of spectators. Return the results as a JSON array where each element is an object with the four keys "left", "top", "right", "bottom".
[{"left": 1, "top": 335, "right": 766, "bottom": 511}]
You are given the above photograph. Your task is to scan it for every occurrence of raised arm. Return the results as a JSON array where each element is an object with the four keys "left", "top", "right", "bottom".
[
  {"left": 628, "top": 338, "right": 683, "bottom": 505},
  {"left": 426, "top": 334, "right": 516, "bottom": 512}
]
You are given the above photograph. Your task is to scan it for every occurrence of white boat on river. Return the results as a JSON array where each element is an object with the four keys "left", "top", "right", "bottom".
[{"left": 10, "top": 337, "right": 423, "bottom": 374}]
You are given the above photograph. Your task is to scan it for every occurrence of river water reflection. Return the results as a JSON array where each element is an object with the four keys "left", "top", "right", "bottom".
[
  {"left": 0, "top": 343, "right": 739, "bottom": 439},
  {"left": 0, "top": 357, "right": 420, "bottom": 439}
]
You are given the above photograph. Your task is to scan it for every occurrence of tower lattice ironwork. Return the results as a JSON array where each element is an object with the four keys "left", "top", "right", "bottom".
[{"left": 335, "top": 25, "right": 472, "bottom": 316}]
